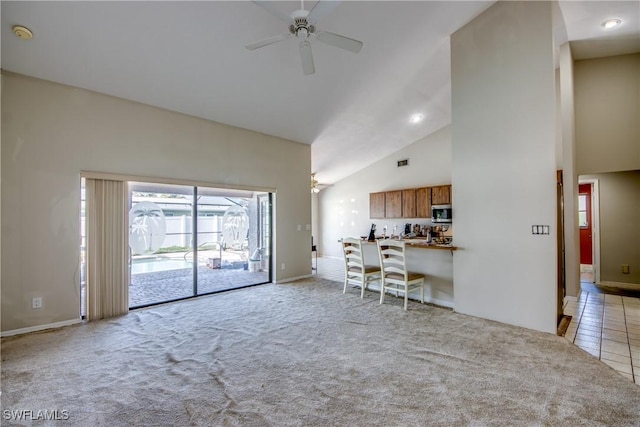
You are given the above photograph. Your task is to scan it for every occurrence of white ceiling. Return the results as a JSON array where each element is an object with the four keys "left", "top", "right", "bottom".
[{"left": 2, "top": 1, "right": 639, "bottom": 185}]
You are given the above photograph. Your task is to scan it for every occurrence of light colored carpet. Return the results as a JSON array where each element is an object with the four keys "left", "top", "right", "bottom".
[{"left": 2, "top": 277, "right": 639, "bottom": 426}]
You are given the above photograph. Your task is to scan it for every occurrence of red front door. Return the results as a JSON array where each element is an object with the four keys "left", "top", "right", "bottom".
[{"left": 579, "top": 183, "right": 592, "bottom": 265}]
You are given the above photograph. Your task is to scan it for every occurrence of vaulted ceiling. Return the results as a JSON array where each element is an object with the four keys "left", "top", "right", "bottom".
[{"left": 2, "top": 1, "right": 639, "bottom": 184}]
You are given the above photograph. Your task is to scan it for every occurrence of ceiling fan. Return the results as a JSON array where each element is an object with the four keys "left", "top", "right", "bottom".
[
  {"left": 246, "top": 0, "right": 363, "bottom": 75},
  {"left": 311, "top": 173, "right": 332, "bottom": 193}
]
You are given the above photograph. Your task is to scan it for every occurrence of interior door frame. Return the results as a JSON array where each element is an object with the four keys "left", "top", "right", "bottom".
[{"left": 578, "top": 178, "right": 600, "bottom": 284}]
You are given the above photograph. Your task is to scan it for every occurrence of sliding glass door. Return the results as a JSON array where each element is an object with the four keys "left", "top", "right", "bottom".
[
  {"left": 128, "top": 182, "right": 272, "bottom": 308},
  {"left": 129, "top": 183, "right": 195, "bottom": 307}
]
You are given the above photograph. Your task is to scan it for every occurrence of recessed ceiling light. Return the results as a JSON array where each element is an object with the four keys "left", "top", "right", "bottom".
[
  {"left": 602, "top": 19, "right": 622, "bottom": 29},
  {"left": 409, "top": 114, "right": 424, "bottom": 124},
  {"left": 12, "top": 25, "right": 33, "bottom": 40}
]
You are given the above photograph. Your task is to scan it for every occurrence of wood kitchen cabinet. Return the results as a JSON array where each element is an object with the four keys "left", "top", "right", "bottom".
[
  {"left": 370, "top": 192, "right": 386, "bottom": 219},
  {"left": 431, "top": 185, "right": 451, "bottom": 205},
  {"left": 385, "top": 190, "right": 403, "bottom": 218},
  {"left": 402, "top": 189, "right": 416, "bottom": 218},
  {"left": 370, "top": 184, "right": 450, "bottom": 219},
  {"left": 415, "top": 187, "right": 432, "bottom": 218}
]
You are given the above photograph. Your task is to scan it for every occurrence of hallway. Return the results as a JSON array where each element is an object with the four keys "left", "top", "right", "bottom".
[{"left": 564, "top": 290, "right": 640, "bottom": 385}]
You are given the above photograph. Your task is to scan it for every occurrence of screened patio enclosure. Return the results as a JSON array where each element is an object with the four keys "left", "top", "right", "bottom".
[{"left": 127, "top": 182, "right": 272, "bottom": 308}]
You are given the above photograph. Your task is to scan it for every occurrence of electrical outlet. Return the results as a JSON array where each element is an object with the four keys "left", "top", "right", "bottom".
[
  {"left": 622, "top": 264, "right": 630, "bottom": 274},
  {"left": 32, "top": 297, "right": 43, "bottom": 309},
  {"left": 281, "top": 263, "right": 285, "bottom": 270}
]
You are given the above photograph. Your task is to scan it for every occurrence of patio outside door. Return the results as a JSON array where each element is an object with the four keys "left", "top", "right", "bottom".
[
  {"left": 129, "top": 183, "right": 195, "bottom": 307},
  {"left": 128, "top": 182, "right": 272, "bottom": 308},
  {"left": 579, "top": 183, "right": 593, "bottom": 265}
]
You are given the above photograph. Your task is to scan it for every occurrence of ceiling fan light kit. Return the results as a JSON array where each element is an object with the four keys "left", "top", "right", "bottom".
[
  {"left": 247, "top": 0, "right": 363, "bottom": 76},
  {"left": 311, "top": 173, "right": 320, "bottom": 193}
]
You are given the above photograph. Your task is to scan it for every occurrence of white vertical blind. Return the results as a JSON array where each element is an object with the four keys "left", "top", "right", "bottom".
[{"left": 85, "top": 179, "right": 128, "bottom": 320}]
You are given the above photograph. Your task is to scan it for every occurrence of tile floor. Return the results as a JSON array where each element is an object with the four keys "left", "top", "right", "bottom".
[
  {"left": 564, "top": 291, "right": 640, "bottom": 385},
  {"left": 314, "top": 255, "right": 345, "bottom": 283}
]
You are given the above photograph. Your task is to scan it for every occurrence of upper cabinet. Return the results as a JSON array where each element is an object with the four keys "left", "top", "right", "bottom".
[
  {"left": 385, "top": 190, "right": 403, "bottom": 218},
  {"left": 415, "top": 187, "right": 432, "bottom": 218},
  {"left": 369, "top": 184, "right": 451, "bottom": 219},
  {"left": 370, "top": 192, "right": 386, "bottom": 219},
  {"left": 402, "top": 189, "right": 416, "bottom": 218},
  {"left": 431, "top": 185, "right": 451, "bottom": 205}
]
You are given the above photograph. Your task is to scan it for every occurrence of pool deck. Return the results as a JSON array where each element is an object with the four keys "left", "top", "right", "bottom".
[
  {"left": 81, "top": 251, "right": 271, "bottom": 315},
  {"left": 129, "top": 266, "right": 270, "bottom": 307}
]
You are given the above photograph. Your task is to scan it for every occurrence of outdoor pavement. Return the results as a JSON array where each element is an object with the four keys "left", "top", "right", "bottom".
[{"left": 129, "top": 266, "right": 270, "bottom": 307}]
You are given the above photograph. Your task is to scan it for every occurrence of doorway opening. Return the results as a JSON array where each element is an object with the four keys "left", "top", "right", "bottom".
[
  {"left": 128, "top": 182, "right": 273, "bottom": 308},
  {"left": 80, "top": 178, "right": 273, "bottom": 316},
  {"left": 578, "top": 179, "right": 599, "bottom": 285}
]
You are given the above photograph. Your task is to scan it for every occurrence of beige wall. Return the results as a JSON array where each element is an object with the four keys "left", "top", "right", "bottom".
[
  {"left": 581, "top": 170, "right": 640, "bottom": 285},
  {"left": 317, "top": 125, "right": 454, "bottom": 307},
  {"left": 574, "top": 54, "right": 640, "bottom": 289},
  {"left": 575, "top": 53, "right": 640, "bottom": 175},
  {"left": 1, "top": 72, "right": 311, "bottom": 333},
  {"left": 451, "top": 1, "right": 558, "bottom": 333},
  {"left": 560, "top": 43, "right": 580, "bottom": 298}
]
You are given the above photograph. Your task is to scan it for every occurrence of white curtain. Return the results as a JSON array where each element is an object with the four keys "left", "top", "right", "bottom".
[{"left": 85, "top": 178, "right": 128, "bottom": 320}]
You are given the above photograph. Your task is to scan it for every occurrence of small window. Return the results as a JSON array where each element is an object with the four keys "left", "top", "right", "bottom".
[{"left": 578, "top": 194, "right": 588, "bottom": 228}]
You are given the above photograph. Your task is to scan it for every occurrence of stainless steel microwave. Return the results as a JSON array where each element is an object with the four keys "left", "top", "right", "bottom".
[{"left": 432, "top": 204, "right": 452, "bottom": 223}]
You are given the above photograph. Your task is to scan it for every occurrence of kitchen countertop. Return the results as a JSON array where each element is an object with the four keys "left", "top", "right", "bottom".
[{"left": 361, "top": 239, "right": 457, "bottom": 251}]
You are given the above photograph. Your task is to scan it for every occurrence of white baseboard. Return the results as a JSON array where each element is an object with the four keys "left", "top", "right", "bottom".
[
  {"left": 356, "top": 283, "right": 454, "bottom": 309},
  {"left": 319, "top": 255, "right": 342, "bottom": 260},
  {"left": 563, "top": 292, "right": 580, "bottom": 310},
  {"left": 1, "top": 318, "right": 82, "bottom": 337},
  {"left": 599, "top": 280, "right": 640, "bottom": 288},
  {"left": 429, "top": 297, "right": 455, "bottom": 309},
  {"left": 276, "top": 274, "right": 314, "bottom": 284}
]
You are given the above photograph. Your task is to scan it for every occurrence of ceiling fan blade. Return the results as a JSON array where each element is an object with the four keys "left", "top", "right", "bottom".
[
  {"left": 315, "top": 31, "right": 363, "bottom": 53},
  {"left": 299, "top": 41, "right": 315, "bottom": 75},
  {"left": 245, "top": 34, "right": 292, "bottom": 50},
  {"left": 307, "top": 0, "right": 342, "bottom": 24},
  {"left": 252, "top": 1, "right": 292, "bottom": 23}
]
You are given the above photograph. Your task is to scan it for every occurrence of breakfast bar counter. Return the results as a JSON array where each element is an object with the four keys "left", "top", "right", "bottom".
[
  {"left": 355, "top": 238, "right": 456, "bottom": 308},
  {"left": 361, "top": 239, "right": 457, "bottom": 252}
]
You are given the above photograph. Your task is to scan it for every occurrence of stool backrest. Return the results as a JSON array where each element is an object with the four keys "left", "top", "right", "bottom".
[
  {"left": 377, "top": 239, "right": 408, "bottom": 282},
  {"left": 342, "top": 237, "right": 365, "bottom": 274}
]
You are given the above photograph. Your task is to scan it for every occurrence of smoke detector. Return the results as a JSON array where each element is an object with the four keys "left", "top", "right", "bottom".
[{"left": 12, "top": 25, "right": 33, "bottom": 40}]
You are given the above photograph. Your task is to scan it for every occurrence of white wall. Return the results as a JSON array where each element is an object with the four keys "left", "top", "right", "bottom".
[
  {"left": 311, "top": 192, "right": 319, "bottom": 246},
  {"left": 1, "top": 72, "right": 311, "bottom": 333},
  {"left": 318, "top": 125, "right": 452, "bottom": 257},
  {"left": 451, "top": 1, "right": 558, "bottom": 333},
  {"left": 318, "top": 125, "right": 454, "bottom": 306}
]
